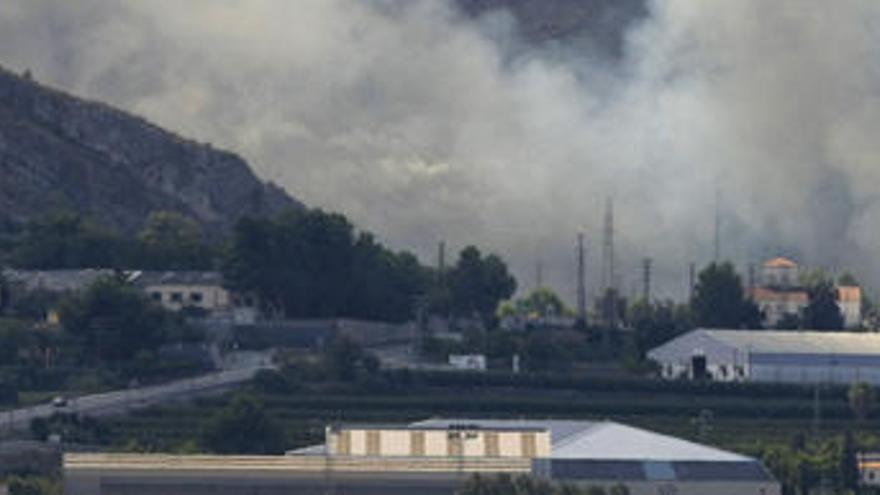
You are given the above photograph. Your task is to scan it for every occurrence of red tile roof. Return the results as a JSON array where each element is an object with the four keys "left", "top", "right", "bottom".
[
  {"left": 838, "top": 286, "right": 861, "bottom": 303},
  {"left": 763, "top": 257, "right": 798, "bottom": 269}
]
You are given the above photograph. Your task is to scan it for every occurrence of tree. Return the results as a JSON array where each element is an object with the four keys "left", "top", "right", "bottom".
[
  {"left": 323, "top": 337, "right": 374, "bottom": 382},
  {"left": 460, "top": 474, "right": 602, "bottom": 495},
  {"left": 7, "top": 476, "right": 61, "bottom": 495},
  {"left": 802, "top": 279, "right": 843, "bottom": 330},
  {"left": 690, "top": 262, "right": 761, "bottom": 329},
  {"left": 0, "top": 319, "right": 32, "bottom": 366},
  {"left": 200, "top": 394, "right": 286, "bottom": 454},
  {"left": 224, "top": 209, "right": 429, "bottom": 321},
  {"left": 58, "top": 276, "right": 180, "bottom": 364},
  {"left": 507, "top": 288, "right": 570, "bottom": 319},
  {"left": 848, "top": 382, "right": 873, "bottom": 422},
  {"left": 775, "top": 313, "right": 802, "bottom": 330},
  {"left": 838, "top": 272, "right": 858, "bottom": 287},
  {"left": 0, "top": 270, "right": 9, "bottom": 313},
  {"left": 608, "top": 484, "right": 630, "bottom": 495},
  {"left": 627, "top": 299, "right": 693, "bottom": 359},
  {"left": 138, "top": 211, "right": 213, "bottom": 270},
  {"left": 839, "top": 430, "right": 859, "bottom": 491},
  {"left": 449, "top": 246, "right": 517, "bottom": 324},
  {"left": 10, "top": 212, "right": 133, "bottom": 269}
]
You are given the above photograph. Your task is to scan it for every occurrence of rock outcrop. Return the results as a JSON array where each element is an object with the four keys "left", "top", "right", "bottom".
[{"left": 0, "top": 66, "right": 299, "bottom": 236}]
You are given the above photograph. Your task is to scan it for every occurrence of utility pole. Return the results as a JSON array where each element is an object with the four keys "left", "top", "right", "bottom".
[
  {"left": 536, "top": 259, "right": 544, "bottom": 290},
  {"left": 688, "top": 262, "right": 696, "bottom": 301},
  {"left": 577, "top": 233, "right": 587, "bottom": 322},
  {"left": 714, "top": 188, "right": 721, "bottom": 263},
  {"left": 642, "top": 258, "right": 652, "bottom": 302},
  {"left": 438, "top": 241, "right": 446, "bottom": 280},
  {"left": 602, "top": 198, "right": 616, "bottom": 330}
]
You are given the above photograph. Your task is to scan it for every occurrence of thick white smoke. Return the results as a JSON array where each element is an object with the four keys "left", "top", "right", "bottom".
[{"left": 1, "top": 0, "right": 880, "bottom": 302}]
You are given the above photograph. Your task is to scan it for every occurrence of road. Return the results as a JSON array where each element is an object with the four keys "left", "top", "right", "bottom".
[{"left": 1, "top": 354, "right": 274, "bottom": 435}]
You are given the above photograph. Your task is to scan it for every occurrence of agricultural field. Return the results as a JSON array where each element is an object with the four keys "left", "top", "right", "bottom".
[{"left": 96, "top": 369, "right": 880, "bottom": 456}]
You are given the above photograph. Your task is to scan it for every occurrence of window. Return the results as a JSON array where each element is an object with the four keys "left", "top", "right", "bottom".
[
  {"left": 150, "top": 292, "right": 162, "bottom": 302},
  {"left": 170, "top": 292, "right": 183, "bottom": 303},
  {"left": 190, "top": 292, "right": 203, "bottom": 303}
]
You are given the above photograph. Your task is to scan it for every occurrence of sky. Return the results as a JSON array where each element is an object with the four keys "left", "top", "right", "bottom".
[{"left": 2, "top": 0, "right": 880, "bottom": 303}]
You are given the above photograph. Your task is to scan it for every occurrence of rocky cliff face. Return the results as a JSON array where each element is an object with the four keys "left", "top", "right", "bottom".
[{"left": 0, "top": 66, "right": 299, "bottom": 236}]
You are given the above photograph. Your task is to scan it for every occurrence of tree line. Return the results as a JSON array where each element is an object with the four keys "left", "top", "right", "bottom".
[{"left": 0, "top": 208, "right": 517, "bottom": 324}]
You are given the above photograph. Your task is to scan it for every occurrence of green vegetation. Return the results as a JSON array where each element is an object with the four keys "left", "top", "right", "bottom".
[
  {"left": 200, "top": 394, "right": 287, "bottom": 454},
  {"left": 58, "top": 276, "right": 198, "bottom": 364},
  {"left": 446, "top": 246, "right": 517, "bottom": 323},
  {"left": 223, "top": 208, "right": 515, "bottom": 323},
  {"left": 460, "top": 474, "right": 629, "bottom": 495},
  {"left": 88, "top": 363, "right": 880, "bottom": 494},
  {"left": 5, "top": 476, "right": 62, "bottom": 495},
  {"left": 691, "top": 261, "right": 761, "bottom": 328},
  {"left": 223, "top": 210, "right": 427, "bottom": 321},
  {"left": 498, "top": 288, "right": 572, "bottom": 319},
  {"left": 6, "top": 211, "right": 215, "bottom": 271},
  {"left": 804, "top": 278, "right": 845, "bottom": 330},
  {"left": 0, "top": 275, "right": 209, "bottom": 404}
]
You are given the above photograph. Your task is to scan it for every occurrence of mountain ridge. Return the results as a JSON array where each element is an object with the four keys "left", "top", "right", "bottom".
[{"left": 0, "top": 65, "right": 300, "bottom": 236}]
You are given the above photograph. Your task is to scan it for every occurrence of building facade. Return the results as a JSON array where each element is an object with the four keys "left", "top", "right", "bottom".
[
  {"left": 65, "top": 419, "right": 779, "bottom": 495},
  {"left": 326, "top": 424, "right": 550, "bottom": 459},
  {"left": 750, "top": 257, "right": 862, "bottom": 328},
  {"left": 129, "top": 271, "right": 232, "bottom": 313}
]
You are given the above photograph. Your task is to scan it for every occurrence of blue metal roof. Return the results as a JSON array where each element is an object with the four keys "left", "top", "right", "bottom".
[{"left": 538, "top": 459, "right": 775, "bottom": 482}]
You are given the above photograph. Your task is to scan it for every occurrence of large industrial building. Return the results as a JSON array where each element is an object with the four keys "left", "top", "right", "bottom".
[
  {"left": 649, "top": 329, "right": 880, "bottom": 385},
  {"left": 65, "top": 418, "right": 778, "bottom": 495}
]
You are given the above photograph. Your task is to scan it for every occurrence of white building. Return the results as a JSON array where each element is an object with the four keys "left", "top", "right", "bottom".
[
  {"left": 129, "top": 271, "right": 233, "bottom": 313},
  {"left": 649, "top": 329, "right": 880, "bottom": 385},
  {"left": 311, "top": 419, "right": 779, "bottom": 495},
  {"left": 750, "top": 257, "right": 862, "bottom": 328},
  {"left": 65, "top": 418, "right": 778, "bottom": 495},
  {"left": 449, "top": 354, "right": 487, "bottom": 371},
  {"left": 860, "top": 453, "right": 880, "bottom": 487}
]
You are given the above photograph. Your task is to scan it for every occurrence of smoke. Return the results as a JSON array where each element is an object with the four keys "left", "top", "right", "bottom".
[{"left": 2, "top": 0, "right": 880, "bottom": 301}]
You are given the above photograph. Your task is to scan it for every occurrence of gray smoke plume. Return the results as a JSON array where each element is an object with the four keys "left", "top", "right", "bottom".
[{"left": 2, "top": 0, "right": 880, "bottom": 302}]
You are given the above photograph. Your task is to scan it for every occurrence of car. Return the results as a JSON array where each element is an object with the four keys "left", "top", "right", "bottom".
[{"left": 51, "top": 396, "right": 68, "bottom": 408}]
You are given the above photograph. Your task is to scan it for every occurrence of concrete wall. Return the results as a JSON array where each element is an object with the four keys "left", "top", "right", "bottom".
[{"left": 64, "top": 454, "right": 531, "bottom": 495}]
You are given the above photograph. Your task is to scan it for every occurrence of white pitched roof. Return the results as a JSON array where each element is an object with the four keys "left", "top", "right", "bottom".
[
  {"left": 549, "top": 422, "right": 749, "bottom": 462},
  {"left": 414, "top": 418, "right": 750, "bottom": 462},
  {"left": 701, "top": 329, "right": 880, "bottom": 355}
]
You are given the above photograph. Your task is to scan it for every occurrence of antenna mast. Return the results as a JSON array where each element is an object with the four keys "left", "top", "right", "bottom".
[
  {"left": 714, "top": 188, "right": 721, "bottom": 262},
  {"left": 577, "top": 233, "right": 587, "bottom": 321}
]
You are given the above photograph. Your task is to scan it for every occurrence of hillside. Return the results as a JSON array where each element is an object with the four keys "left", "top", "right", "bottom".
[{"left": 0, "top": 66, "right": 299, "bottom": 236}]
